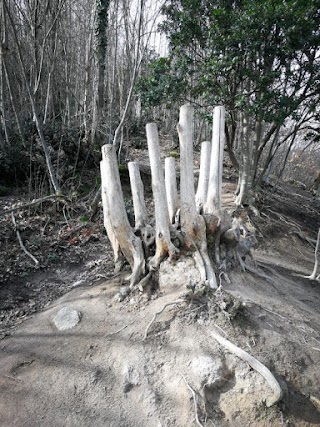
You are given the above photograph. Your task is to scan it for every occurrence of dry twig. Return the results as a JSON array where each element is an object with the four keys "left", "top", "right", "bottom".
[
  {"left": 11, "top": 213, "right": 40, "bottom": 266},
  {"left": 181, "top": 375, "right": 204, "bottom": 427},
  {"left": 0, "top": 194, "right": 68, "bottom": 217},
  {"left": 143, "top": 299, "right": 184, "bottom": 340},
  {"left": 104, "top": 324, "right": 129, "bottom": 339}
]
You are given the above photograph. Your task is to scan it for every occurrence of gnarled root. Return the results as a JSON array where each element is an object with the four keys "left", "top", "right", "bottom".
[
  {"left": 143, "top": 299, "right": 184, "bottom": 340},
  {"left": 210, "top": 329, "right": 283, "bottom": 407}
]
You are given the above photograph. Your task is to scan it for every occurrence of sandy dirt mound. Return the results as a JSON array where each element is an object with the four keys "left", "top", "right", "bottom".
[
  {"left": 1, "top": 177, "right": 320, "bottom": 426},
  {"left": 1, "top": 236, "right": 320, "bottom": 427}
]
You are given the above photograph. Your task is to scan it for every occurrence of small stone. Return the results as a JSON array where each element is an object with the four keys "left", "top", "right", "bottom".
[
  {"left": 119, "top": 286, "right": 130, "bottom": 297},
  {"left": 191, "top": 355, "right": 229, "bottom": 389},
  {"left": 53, "top": 307, "right": 81, "bottom": 331}
]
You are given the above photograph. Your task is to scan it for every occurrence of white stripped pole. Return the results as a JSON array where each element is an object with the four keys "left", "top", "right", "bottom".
[{"left": 205, "top": 106, "right": 225, "bottom": 213}]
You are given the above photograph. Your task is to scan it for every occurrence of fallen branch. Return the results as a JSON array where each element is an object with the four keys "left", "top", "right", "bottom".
[
  {"left": 1, "top": 194, "right": 68, "bottom": 217},
  {"left": 143, "top": 299, "right": 184, "bottom": 340},
  {"left": 11, "top": 213, "right": 40, "bottom": 266},
  {"left": 210, "top": 329, "right": 283, "bottom": 407},
  {"left": 302, "top": 227, "right": 320, "bottom": 281},
  {"left": 104, "top": 324, "right": 129, "bottom": 339},
  {"left": 182, "top": 375, "right": 204, "bottom": 427}
]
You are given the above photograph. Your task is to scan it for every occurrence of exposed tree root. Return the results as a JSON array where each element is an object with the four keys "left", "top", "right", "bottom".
[
  {"left": 182, "top": 375, "right": 204, "bottom": 427},
  {"left": 302, "top": 227, "right": 320, "bottom": 281},
  {"left": 136, "top": 271, "right": 154, "bottom": 292},
  {"left": 143, "top": 299, "right": 184, "bottom": 340},
  {"left": 11, "top": 213, "right": 40, "bottom": 266},
  {"left": 289, "top": 230, "right": 317, "bottom": 247},
  {"left": 210, "top": 329, "right": 283, "bottom": 407}
]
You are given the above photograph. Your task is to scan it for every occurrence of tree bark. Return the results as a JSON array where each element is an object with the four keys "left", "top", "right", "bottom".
[{"left": 91, "top": 0, "right": 110, "bottom": 145}]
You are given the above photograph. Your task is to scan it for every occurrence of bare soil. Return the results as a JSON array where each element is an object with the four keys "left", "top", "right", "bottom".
[{"left": 0, "top": 167, "right": 320, "bottom": 426}]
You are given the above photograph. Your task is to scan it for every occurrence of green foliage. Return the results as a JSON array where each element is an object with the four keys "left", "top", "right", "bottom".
[
  {"left": 146, "top": 0, "right": 320, "bottom": 126},
  {"left": 47, "top": 253, "right": 60, "bottom": 263},
  {"left": 168, "top": 151, "right": 180, "bottom": 159},
  {"left": 137, "top": 57, "right": 186, "bottom": 107}
]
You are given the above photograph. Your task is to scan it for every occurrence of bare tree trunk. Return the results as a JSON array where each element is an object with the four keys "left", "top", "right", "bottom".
[
  {"left": 4, "top": 0, "right": 61, "bottom": 194},
  {"left": 146, "top": 123, "right": 178, "bottom": 269},
  {"left": 101, "top": 144, "right": 145, "bottom": 286},
  {"left": 100, "top": 161, "right": 124, "bottom": 272},
  {"left": 165, "top": 157, "right": 179, "bottom": 224},
  {"left": 100, "top": 105, "right": 250, "bottom": 294},
  {"left": 178, "top": 105, "right": 217, "bottom": 289},
  {"left": 0, "top": 3, "right": 9, "bottom": 145},
  {"left": 91, "top": 0, "right": 110, "bottom": 145},
  {"left": 235, "top": 112, "right": 251, "bottom": 206},
  {"left": 196, "top": 140, "right": 211, "bottom": 213},
  {"left": 128, "top": 161, "right": 148, "bottom": 230},
  {"left": 205, "top": 106, "right": 225, "bottom": 213},
  {"left": 0, "top": 52, "right": 9, "bottom": 145}
]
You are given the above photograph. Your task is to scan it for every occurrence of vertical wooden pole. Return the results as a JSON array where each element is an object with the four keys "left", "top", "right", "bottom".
[
  {"left": 196, "top": 140, "right": 212, "bottom": 213},
  {"left": 128, "top": 161, "right": 148, "bottom": 230},
  {"left": 165, "top": 157, "right": 179, "bottom": 224},
  {"left": 206, "top": 106, "right": 225, "bottom": 213}
]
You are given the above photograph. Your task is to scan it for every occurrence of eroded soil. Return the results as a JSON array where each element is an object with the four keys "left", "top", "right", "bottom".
[{"left": 0, "top": 173, "right": 320, "bottom": 426}]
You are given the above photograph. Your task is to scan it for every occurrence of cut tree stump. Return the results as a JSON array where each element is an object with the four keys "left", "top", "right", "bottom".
[{"left": 100, "top": 104, "right": 257, "bottom": 290}]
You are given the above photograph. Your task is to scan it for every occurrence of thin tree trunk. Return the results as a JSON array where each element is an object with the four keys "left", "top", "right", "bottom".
[
  {"left": 196, "top": 140, "right": 211, "bottom": 213},
  {"left": 165, "top": 157, "right": 179, "bottom": 224},
  {"left": 91, "top": 0, "right": 110, "bottom": 145},
  {"left": 4, "top": 0, "right": 61, "bottom": 194},
  {"left": 205, "top": 106, "right": 225, "bottom": 213},
  {"left": 178, "top": 105, "right": 217, "bottom": 289},
  {"left": 146, "top": 123, "right": 178, "bottom": 269},
  {"left": 128, "top": 161, "right": 148, "bottom": 230},
  {"left": 235, "top": 112, "right": 251, "bottom": 206},
  {"left": 101, "top": 145, "right": 145, "bottom": 286},
  {"left": 3, "top": 60, "right": 25, "bottom": 146},
  {"left": 100, "top": 161, "right": 124, "bottom": 271}
]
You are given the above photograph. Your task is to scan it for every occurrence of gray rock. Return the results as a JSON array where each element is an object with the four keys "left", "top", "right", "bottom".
[
  {"left": 191, "top": 355, "right": 229, "bottom": 389},
  {"left": 53, "top": 307, "right": 81, "bottom": 331}
]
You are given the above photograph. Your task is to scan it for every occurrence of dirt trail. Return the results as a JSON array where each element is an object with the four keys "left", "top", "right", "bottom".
[{"left": 0, "top": 181, "right": 320, "bottom": 426}]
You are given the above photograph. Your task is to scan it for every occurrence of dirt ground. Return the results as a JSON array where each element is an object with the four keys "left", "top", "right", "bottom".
[{"left": 0, "top": 171, "right": 320, "bottom": 426}]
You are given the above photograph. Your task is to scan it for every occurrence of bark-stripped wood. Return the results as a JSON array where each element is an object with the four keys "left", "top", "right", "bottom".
[
  {"left": 165, "top": 157, "right": 179, "bottom": 224},
  {"left": 128, "top": 161, "right": 148, "bottom": 230},
  {"left": 178, "top": 105, "right": 217, "bottom": 289},
  {"left": 101, "top": 145, "right": 145, "bottom": 286},
  {"left": 206, "top": 106, "right": 225, "bottom": 213},
  {"left": 146, "top": 123, "right": 178, "bottom": 268},
  {"left": 100, "top": 161, "right": 124, "bottom": 272},
  {"left": 196, "top": 140, "right": 212, "bottom": 213},
  {"left": 100, "top": 105, "right": 251, "bottom": 294}
]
